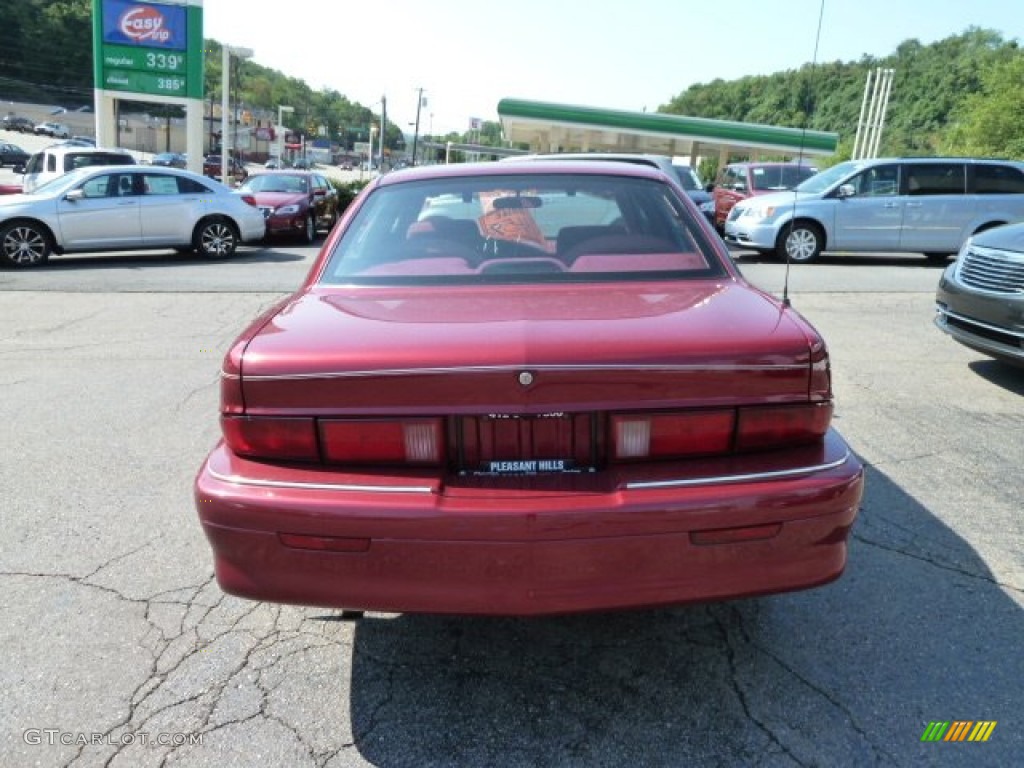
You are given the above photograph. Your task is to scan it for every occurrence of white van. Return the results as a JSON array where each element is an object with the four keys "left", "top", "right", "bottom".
[
  {"left": 724, "top": 157, "right": 1024, "bottom": 262},
  {"left": 20, "top": 144, "right": 135, "bottom": 193}
]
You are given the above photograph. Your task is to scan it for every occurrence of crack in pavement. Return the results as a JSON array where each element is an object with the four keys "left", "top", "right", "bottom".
[
  {"left": 713, "top": 610, "right": 808, "bottom": 767},
  {"left": 729, "top": 605, "right": 901, "bottom": 767},
  {"left": 852, "top": 532, "right": 1023, "bottom": 594}
]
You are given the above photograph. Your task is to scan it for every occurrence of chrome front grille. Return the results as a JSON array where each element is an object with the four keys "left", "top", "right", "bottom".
[{"left": 958, "top": 245, "right": 1024, "bottom": 294}]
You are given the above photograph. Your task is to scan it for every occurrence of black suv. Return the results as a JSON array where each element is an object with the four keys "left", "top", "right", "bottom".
[
  {"left": 0, "top": 141, "right": 30, "bottom": 168},
  {"left": 2, "top": 115, "right": 35, "bottom": 133}
]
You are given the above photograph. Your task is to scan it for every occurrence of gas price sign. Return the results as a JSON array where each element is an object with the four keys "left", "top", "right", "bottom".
[{"left": 93, "top": 0, "right": 204, "bottom": 99}]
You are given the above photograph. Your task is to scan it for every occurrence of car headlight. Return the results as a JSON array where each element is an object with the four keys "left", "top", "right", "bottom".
[
  {"left": 742, "top": 205, "right": 777, "bottom": 221},
  {"left": 276, "top": 204, "right": 301, "bottom": 215}
]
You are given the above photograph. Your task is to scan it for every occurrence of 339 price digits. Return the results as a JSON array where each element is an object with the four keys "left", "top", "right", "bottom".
[{"left": 146, "top": 52, "right": 184, "bottom": 71}]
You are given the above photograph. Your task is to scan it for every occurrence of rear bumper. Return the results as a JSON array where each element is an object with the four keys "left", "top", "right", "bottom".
[
  {"left": 264, "top": 213, "right": 309, "bottom": 236},
  {"left": 195, "top": 430, "right": 864, "bottom": 616}
]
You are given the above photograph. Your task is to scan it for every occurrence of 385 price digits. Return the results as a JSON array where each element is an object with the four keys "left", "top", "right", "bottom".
[{"left": 157, "top": 77, "right": 184, "bottom": 92}]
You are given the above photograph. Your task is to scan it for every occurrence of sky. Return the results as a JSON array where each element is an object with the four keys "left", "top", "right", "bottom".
[{"left": 202, "top": 0, "right": 1023, "bottom": 136}]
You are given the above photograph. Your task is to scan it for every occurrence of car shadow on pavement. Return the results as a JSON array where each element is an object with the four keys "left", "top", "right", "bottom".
[
  {"left": 967, "top": 360, "right": 1024, "bottom": 395},
  {"left": 730, "top": 250, "right": 952, "bottom": 269},
  {"left": 30, "top": 247, "right": 308, "bottom": 270},
  {"left": 346, "top": 460, "right": 1022, "bottom": 766}
]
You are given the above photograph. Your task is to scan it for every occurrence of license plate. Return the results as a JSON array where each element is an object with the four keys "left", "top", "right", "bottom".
[{"left": 479, "top": 458, "right": 578, "bottom": 475}]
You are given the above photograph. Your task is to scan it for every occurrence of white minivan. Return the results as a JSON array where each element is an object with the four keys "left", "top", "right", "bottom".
[
  {"left": 724, "top": 157, "right": 1024, "bottom": 262},
  {"left": 19, "top": 144, "right": 135, "bottom": 193}
]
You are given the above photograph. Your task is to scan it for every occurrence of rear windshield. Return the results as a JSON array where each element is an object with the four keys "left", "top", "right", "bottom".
[
  {"left": 63, "top": 152, "right": 133, "bottom": 172},
  {"left": 321, "top": 173, "right": 725, "bottom": 286},
  {"left": 750, "top": 165, "right": 818, "bottom": 192}
]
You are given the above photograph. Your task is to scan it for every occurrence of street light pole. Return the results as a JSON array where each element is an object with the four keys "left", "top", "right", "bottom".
[
  {"left": 411, "top": 87, "right": 424, "bottom": 166},
  {"left": 277, "top": 104, "right": 293, "bottom": 162},
  {"left": 378, "top": 95, "right": 386, "bottom": 171},
  {"left": 221, "top": 44, "right": 253, "bottom": 185}
]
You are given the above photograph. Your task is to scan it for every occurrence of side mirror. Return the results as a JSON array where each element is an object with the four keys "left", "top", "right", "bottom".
[
  {"left": 64, "top": 188, "right": 85, "bottom": 202},
  {"left": 837, "top": 183, "right": 856, "bottom": 199},
  {"left": 13, "top": 163, "right": 25, "bottom": 174}
]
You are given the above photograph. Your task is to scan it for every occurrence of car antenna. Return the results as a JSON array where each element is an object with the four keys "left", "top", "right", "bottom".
[{"left": 782, "top": 0, "right": 826, "bottom": 308}]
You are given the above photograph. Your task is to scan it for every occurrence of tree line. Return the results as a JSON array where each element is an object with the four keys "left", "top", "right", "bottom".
[{"left": 661, "top": 27, "right": 1024, "bottom": 166}]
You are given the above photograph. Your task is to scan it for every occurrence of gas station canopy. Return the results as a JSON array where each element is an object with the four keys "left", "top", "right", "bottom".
[{"left": 498, "top": 98, "right": 838, "bottom": 163}]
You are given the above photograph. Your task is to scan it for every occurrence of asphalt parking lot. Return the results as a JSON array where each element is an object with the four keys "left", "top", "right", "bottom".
[{"left": 1, "top": 233, "right": 1022, "bottom": 766}]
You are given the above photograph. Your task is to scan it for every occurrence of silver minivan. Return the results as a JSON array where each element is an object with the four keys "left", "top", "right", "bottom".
[
  {"left": 723, "top": 157, "right": 1024, "bottom": 262},
  {"left": 20, "top": 145, "right": 135, "bottom": 193}
]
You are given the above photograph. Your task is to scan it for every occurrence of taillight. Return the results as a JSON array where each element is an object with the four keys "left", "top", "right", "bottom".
[
  {"left": 221, "top": 416, "right": 319, "bottom": 461},
  {"left": 808, "top": 339, "right": 832, "bottom": 400},
  {"left": 220, "top": 339, "right": 247, "bottom": 415},
  {"left": 611, "top": 403, "right": 832, "bottom": 461},
  {"left": 320, "top": 419, "right": 443, "bottom": 465},
  {"left": 735, "top": 403, "right": 833, "bottom": 451},
  {"left": 239, "top": 194, "right": 258, "bottom": 207},
  {"left": 612, "top": 410, "right": 735, "bottom": 461}
]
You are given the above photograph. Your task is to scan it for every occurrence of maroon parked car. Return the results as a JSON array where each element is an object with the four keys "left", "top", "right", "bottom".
[
  {"left": 195, "top": 160, "right": 863, "bottom": 616},
  {"left": 235, "top": 170, "right": 339, "bottom": 242}
]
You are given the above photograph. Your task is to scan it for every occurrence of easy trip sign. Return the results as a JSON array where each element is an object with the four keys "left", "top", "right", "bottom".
[
  {"left": 94, "top": 0, "right": 202, "bottom": 99},
  {"left": 101, "top": 0, "right": 187, "bottom": 50}
]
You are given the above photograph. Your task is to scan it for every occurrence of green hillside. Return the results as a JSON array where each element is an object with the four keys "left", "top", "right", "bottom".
[{"left": 661, "top": 27, "right": 1024, "bottom": 163}]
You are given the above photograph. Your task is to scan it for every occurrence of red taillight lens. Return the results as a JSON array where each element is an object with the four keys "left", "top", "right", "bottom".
[
  {"left": 735, "top": 403, "right": 832, "bottom": 451},
  {"left": 320, "top": 419, "right": 443, "bottom": 465},
  {"left": 221, "top": 416, "right": 319, "bottom": 461},
  {"left": 239, "top": 194, "right": 258, "bottom": 207},
  {"left": 612, "top": 410, "right": 735, "bottom": 461}
]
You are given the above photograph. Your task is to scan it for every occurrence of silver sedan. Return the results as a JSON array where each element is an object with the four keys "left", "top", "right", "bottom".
[{"left": 0, "top": 165, "right": 266, "bottom": 267}]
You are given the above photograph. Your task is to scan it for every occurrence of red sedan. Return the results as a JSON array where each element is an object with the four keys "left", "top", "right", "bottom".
[
  {"left": 195, "top": 160, "right": 863, "bottom": 616},
  {"left": 236, "top": 171, "right": 339, "bottom": 242}
]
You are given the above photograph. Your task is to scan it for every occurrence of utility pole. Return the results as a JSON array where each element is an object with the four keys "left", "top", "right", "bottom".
[
  {"left": 379, "top": 94, "right": 387, "bottom": 171},
  {"left": 411, "top": 87, "right": 424, "bottom": 166}
]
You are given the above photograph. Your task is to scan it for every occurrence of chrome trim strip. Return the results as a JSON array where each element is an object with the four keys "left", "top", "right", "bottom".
[
  {"left": 209, "top": 452, "right": 852, "bottom": 494},
  {"left": 244, "top": 362, "right": 806, "bottom": 382},
  {"left": 624, "top": 450, "right": 852, "bottom": 490},
  {"left": 935, "top": 306, "right": 1024, "bottom": 340},
  {"left": 207, "top": 465, "right": 434, "bottom": 494}
]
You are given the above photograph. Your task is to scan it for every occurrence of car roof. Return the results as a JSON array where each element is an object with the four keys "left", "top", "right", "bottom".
[
  {"left": 247, "top": 169, "right": 318, "bottom": 176},
  {"left": 506, "top": 152, "right": 675, "bottom": 171},
  {"left": 377, "top": 159, "right": 667, "bottom": 187},
  {"left": 727, "top": 161, "right": 815, "bottom": 168}
]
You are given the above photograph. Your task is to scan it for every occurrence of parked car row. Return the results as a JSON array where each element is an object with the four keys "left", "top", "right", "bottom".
[{"left": 0, "top": 165, "right": 266, "bottom": 266}]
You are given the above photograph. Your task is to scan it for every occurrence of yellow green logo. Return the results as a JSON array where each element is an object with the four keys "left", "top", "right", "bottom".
[{"left": 921, "top": 721, "right": 996, "bottom": 742}]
